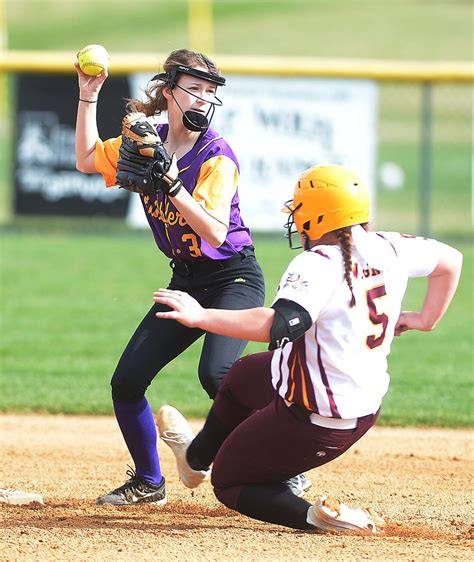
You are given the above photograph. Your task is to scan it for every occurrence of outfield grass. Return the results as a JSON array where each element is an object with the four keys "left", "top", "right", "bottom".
[
  {"left": 375, "top": 139, "right": 472, "bottom": 238},
  {"left": 0, "top": 228, "right": 472, "bottom": 426},
  {"left": 6, "top": 0, "right": 472, "bottom": 61},
  {"left": 0, "top": 2, "right": 472, "bottom": 424}
]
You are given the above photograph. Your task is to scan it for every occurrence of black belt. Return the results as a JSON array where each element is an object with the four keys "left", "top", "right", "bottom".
[{"left": 170, "top": 246, "right": 255, "bottom": 276}]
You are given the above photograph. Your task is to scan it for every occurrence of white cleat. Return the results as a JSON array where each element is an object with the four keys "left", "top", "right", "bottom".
[
  {"left": 0, "top": 488, "right": 45, "bottom": 506},
  {"left": 307, "top": 495, "right": 385, "bottom": 534},
  {"left": 156, "top": 405, "right": 210, "bottom": 489}
]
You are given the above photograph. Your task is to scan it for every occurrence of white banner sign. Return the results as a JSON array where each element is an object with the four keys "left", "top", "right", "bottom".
[{"left": 129, "top": 74, "right": 378, "bottom": 231}]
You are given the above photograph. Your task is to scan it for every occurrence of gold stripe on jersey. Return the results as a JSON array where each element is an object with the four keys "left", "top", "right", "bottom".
[
  {"left": 192, "top": 155, "right": 239, "bottom": 227},
  {"left": 95, "top": 137, "right": 122, "bottom": 187},
  {"left": 284, "top": 339, "right": 320, "bottom": 413},
  {"left": 178, "top": 136, "right": 223, "bottom": 174},
  {"left": 300, "top": 364, "right": 312, "bottom": 411},
  {"left": 293, "top": 349, "right": 313, "bottom": 412}
]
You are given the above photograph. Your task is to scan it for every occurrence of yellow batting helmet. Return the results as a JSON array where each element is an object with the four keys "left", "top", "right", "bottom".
[{"left": 283, "top": 165, "right": 371, "bottom": 246}]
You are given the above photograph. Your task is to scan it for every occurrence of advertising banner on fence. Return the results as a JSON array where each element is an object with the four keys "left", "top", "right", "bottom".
[
  {"left": 14, "top": 74, "right": 131, "bottom": 216},
  {"left": 128, "top": 73, "right": 378, "bottom": 231},
  {"left": 14, "top": 72, "right": 377, "bottom": 231}
]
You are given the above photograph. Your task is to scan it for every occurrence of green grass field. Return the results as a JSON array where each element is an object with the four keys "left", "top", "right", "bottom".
[
  {"left": 0, "top": 227, "right": 472, "bottom": 426},
  {"left": 5, "top": 0, "right": 472, "bottom": 61},
  {"left": 0, "top": 1, "right": 472, "bottom": 425}
]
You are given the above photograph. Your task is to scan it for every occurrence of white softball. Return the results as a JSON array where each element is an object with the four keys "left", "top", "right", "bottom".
[{"left": 78, "top": 44, "right": 109, "bottom": 76}]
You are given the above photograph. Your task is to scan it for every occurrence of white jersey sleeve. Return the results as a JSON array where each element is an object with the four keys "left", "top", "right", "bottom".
[
  {"left": 271, "top": 248, "right": 341, "bottom": 321},
  {"left": 376, "top": 232, "right": 441, "bottom": 278}
]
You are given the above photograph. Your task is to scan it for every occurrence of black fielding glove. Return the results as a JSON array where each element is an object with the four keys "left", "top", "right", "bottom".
[{"left": 116, "top": 112, "right": 181, "bottom": 197}]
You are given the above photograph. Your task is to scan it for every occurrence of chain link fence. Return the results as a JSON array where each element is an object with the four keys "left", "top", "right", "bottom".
[{"left": 375, "top": 82, "right": 472, "bottom": 239}]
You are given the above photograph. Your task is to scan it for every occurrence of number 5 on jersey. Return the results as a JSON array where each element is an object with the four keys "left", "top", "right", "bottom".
[{"left": 366, "top": 285, "right": 388, "bottom": 349}]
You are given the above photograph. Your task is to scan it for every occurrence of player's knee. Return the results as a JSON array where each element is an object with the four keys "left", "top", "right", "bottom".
[
  {"left": 212, "top": 484, "right": 240, "bottom": 511},
  {"left": 198, "top": 368, "right": 224, "bottom": 399},
  {"left": 218, "top": 356, "right": 250, "bottom": 393},
  {"left": 111, "top": 380, "right": 146, "bottom": 403},
  {"left": 199, "top": 376, "right": 220, "bottom": 399}
]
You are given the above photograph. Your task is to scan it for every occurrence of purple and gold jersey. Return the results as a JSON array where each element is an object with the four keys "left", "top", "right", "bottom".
[{"left": 95, "top": 125, "right": 253, "bottom": 260}]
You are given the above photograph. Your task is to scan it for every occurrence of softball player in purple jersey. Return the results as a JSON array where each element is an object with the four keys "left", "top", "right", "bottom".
[
  {"left": 154, "top": 164, "right": 462, "bottom": 532},
  {"left": 75, "top": 49, "right": 265, "bottom": 506}
]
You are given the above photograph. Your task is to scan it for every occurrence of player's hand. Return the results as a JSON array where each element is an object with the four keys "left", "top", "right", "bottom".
[
  {"left": 394, "top": 311, "right": 431, "bottom": 336},
  {"left": 166, "top": 153, "right": 179, "bottom": 181},
  {"left": 153, "top": 289, "right": 205, "bottom": 328},
  {"left": 74, "top": 54, "right": 108, "bottom": 99}
]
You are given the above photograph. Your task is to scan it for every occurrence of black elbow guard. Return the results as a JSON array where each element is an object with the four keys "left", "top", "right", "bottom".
[{"left": 269, "top": 299, "right": 312, "bottom": 351}]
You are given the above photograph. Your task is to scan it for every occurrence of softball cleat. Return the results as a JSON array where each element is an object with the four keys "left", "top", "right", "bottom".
[
  {"left": 156, "top": 405, "right": 210, "bottom": 489},
  {"left": 307, "top": 495, "right": 386, "bottom": 534},
  {"left": 96, "top": 469, "right": 167, "bottom": 506},
  {"left": 0, "top": 488, "right": 44, "bottom": 506}
]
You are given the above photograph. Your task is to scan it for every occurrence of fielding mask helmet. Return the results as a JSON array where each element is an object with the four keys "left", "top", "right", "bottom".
[
  {"left": 152, "top": 65, "right": 225, "bottom": 132},
  {"left": 283, "top": 165, "right": 370, "bottom": 248}
]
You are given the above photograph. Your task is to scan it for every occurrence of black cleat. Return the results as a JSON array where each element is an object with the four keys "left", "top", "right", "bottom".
[{"left": 96, "top": 468, "right": 167, "bottom": 506}]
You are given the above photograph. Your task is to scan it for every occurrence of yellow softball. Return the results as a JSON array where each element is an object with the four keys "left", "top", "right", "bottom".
[{"left": 78, "top": 44, "right": 109, "bottom": 76}]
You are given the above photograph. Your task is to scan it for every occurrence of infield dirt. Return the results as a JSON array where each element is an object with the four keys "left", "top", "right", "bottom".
[{"left": 1, "top": 414, "right": 472, "bottom": 561}]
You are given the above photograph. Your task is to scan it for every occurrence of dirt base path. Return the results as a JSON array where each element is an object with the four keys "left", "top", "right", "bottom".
[{"left": 0, "top": 414, "right": 472, "bottom": 561}]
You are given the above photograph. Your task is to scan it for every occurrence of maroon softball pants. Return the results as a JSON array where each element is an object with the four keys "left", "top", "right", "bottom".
[{"left": 205, "top": 351, "right": 379, "bottom": 528}]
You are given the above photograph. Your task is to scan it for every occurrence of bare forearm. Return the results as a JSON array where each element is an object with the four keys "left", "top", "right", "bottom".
[
  {"left": 75, "top": 101, "right": 100, "bottom": 173},
  {"left": 74, "top": 57, "right": 108, "bottom": 173},
  {"left": 395, "top": 243, "right": 462, "bottom": 336},
  {"left": 421, "top": 245, "right": 463, "bottom": 330},
  {"left": 196, "top": 307, "right": 274, "bottom": 342},
  {"left": 154, "top": 289, "right": 275, "bottom": 340}
]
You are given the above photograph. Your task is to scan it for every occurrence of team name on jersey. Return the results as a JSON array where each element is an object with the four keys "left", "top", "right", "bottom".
[
  {"left": 143, "top": 195, "right": 188, "bottom": 227},
  {"left": 352, "top": 263, "right": 382, "bottom": 279}
]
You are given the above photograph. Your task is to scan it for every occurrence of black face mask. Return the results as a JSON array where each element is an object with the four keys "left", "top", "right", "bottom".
[
  {"left": 283, "top": 200, "right": 304, "bottom": 250},
  {"left": 171, "top": 89, "right": 221, "bottom": 132},
  {"left": 151, "top": 65, "right": 226, "bottom": 132},
  {"left": 181, "top": 109, "right": 212, "bottom": 132}
]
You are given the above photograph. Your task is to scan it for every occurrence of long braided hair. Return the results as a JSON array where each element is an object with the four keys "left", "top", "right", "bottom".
[{"left": 335, "top": 223, "right": 369, "bottom": 308}]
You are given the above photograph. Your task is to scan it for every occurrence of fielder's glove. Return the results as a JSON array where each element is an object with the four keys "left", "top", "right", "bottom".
[{"left": 116, "top": 112, "right": 182, "bottom": 197}]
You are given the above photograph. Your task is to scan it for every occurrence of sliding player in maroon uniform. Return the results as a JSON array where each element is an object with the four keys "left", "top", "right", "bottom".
[{"left": 155, "top": 164, "right": 462, "bottom": 532}]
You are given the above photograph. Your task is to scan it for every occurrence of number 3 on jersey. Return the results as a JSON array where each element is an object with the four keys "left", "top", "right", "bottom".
[
  {"left": 182, "top": 233, "right": 202, "bottom": 258},
  {"left": 366, "top": 284, "right": 388, "bottom": 349}
]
